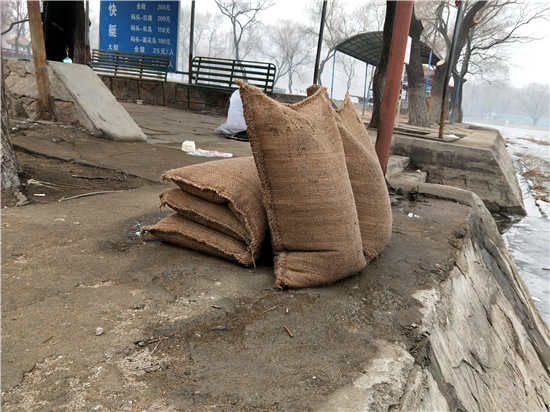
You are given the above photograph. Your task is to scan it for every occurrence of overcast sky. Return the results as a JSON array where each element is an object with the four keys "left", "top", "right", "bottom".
[{"left": 90, "top": 0, "right": 550, "bottom": 93}]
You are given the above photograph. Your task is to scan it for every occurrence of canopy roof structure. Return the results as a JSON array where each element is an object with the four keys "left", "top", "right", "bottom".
[{"left": 335, "top": 31, "right": 441, "bottom": 66}]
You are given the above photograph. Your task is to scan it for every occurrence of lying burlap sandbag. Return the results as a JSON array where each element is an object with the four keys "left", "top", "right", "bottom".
[
  {"left": 307, "top": 86, "right": 392, "bottom": 261},
  {"left": 160, "top": 188, "right": 248, "bottom": 242},
  {"left": 141, "top": 214, "right": 252, "bottom": 265},
  {"left": 236, "top": 80, "right": 366, "bottom": 288},
  {"left": 142, "top": 157, "right": 267, "bottom": 266}
]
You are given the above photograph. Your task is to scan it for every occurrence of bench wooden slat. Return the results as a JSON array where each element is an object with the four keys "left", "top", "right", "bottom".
[
  {"left": 90, "top": 49, "right": 169, "bottom": 83},
  {"left": 189, "top": 56, "right": 276, "bottom": 94},
  {"left": 194, "top": 74, "right": 275, "bottom": 84},
  {"left": 191, "top": 66, "right": 276, "bottom": 78},
  {"left": 191, "top": 57, "right": 275, "bottom": 71}
]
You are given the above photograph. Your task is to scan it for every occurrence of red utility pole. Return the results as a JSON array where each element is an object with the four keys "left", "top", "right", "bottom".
[{"left": 374, "top": 0, "right": 414, "bottom": 175}]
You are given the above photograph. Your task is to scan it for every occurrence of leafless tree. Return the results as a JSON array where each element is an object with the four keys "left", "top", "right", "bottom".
[
  {"left": 203, "top": 14, "right": 225, "bottom": 57},
  {"left": 266, "top": 20, "right": 311, "bottom": 93},
  {"left": 178, "top": 6, "right": 225, "bottom": 75},
  {"left": 1, "top": 0, "right": 29, "bottom": 56},
  {"left": 341, "top": 54, "right": 356, "bottom": 94},
  {"left": 418, "top": 0, "right": 550, "bottom": 123},
  {"left": 520, "top": 83, "right": 549, "bottom": 126},
  {"left": 306, "top": 0, "right": 371, "bottom": 85},
  {"left": 213, "top": 0, "right": 273, "bottom": 61}
]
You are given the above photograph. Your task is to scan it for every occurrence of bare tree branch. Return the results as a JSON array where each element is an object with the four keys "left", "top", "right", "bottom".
[{"left": 213, "top": 0, "right": 273, "bottom": 60}]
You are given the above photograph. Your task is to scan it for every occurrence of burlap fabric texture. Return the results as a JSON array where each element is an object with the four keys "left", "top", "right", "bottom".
[
  {"left": 307, "top": 86, "right": 392, "bottom": 261},
  {"left": 236, "top": 79, "right": 366, "bottom": 288},
  {"left": 140, "top": 157, "right": 267, "bottom": 266}
]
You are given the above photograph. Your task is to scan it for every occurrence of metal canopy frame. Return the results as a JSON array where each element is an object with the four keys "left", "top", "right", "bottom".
[{"left": 335, "top": 31, "right": 441, "bottom": 67}]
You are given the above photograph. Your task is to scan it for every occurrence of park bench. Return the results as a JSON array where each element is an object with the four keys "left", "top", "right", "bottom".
[
  {"left": 175, "top": 56, "right": 276, "bottom": 110},
  {"left": 90, "top": 49, "right": 170, "bottom": 104}
]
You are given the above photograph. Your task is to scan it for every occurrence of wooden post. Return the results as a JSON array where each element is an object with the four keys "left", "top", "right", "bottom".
[
  {"left": 374, "top": 0, "right": 413, "bottom": 175},
  {"left": 27, "top": 0, "right": 56, "bottom": 120}
]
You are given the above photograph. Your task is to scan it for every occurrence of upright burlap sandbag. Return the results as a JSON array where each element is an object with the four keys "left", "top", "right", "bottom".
[
  {"left": 141, "top": 214, "right": 252, "bottom": 265},
  {"left": 308, "top": 86, "right": 392, "bottom": 260},
  {"left": 236, "top": 80, "right": 366, "bottom": 288}
]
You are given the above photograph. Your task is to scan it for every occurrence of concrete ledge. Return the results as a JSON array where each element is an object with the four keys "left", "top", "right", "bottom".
[
  {"left": 49, "top": 62, "right": 146, "bottom": 142},
  {"left": 391, "top": 130, "right": 525, "bottom": 215},
  {"left": 316, "top": 188, "right": 549, "bottom": 411},
  {"left": 4, "top": 58, "right": 147, "bottom": 142}
]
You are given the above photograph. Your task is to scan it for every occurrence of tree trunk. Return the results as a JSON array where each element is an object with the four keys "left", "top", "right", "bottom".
[
  {"left": 428, "top": 64, "right": 446, "bottom": 123},
  {"left": 43, "top": 1, "right": 86, "bottom": 63},
  {"left": 457, "top": 77, "right": 464, "bottom": 123},
  {"left": 288, "top": 72, "right": 293, "bottom": 94},
  {"left": 1, "top": 53, "right": 21, "bottom": 192},
  {"left": 406, "top": 8, "right": 429, "bottom": 127},
  {"left": 368, "top": 1, "right": 396, "bottom": 129},
  {"left": 449, "top": 74, "right": 459, "bottom": 123},
  {"left": 72, "top": 1, "right": 87, "bottom": 64}
]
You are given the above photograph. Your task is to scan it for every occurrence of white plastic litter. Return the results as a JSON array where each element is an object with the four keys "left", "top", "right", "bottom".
[
  {"left": 215, "top": 89, "right": 247, "bottom": 135},
  {"left": 187, "top": 149, "right": 233, "bottom": 158},
  {"left": 181, "top": 140, "right": 196, "bottom": 153}
]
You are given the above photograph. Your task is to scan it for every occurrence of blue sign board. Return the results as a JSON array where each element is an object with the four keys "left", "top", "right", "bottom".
[{"left": 99, "top": 1, "right": 179, "bottom": 71}]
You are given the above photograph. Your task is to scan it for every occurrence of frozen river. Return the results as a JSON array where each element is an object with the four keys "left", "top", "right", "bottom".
[{"left": 480, "top": 123, "right": 550, "bottom": 325}]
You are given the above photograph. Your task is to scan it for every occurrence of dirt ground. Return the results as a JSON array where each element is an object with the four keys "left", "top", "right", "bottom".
[
  {"left": 2, "top": 179, "right": 469, "bottom": 410},
  {"left": 1, "top": 149, "right": 149, "bottom": 207},
  {"left": 1, "top": 104, "right": 476, "bottom": 410},
  {"left": 1, "top": 120, "right": 471, "bottom": 409}
]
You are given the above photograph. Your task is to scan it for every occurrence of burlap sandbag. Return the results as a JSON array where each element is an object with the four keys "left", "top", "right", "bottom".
[
  {"left": 150, "top": 157, "right": 267, "bottom": 266},
  {"left": 141, "top": 214, "right": 252, "bottom": 265},
  {"left": 307, "top": 86, "right": 392, "bottom": 260},
  {"left": 160, "top": 188, "right": 248, "bottom": 242},
  {"left": 236, "top": 80, "right": 366, "bottom": 288}
]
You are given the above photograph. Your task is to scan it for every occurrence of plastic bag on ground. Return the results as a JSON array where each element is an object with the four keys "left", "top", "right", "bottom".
[{"left": 216, "top": 89, "right": 247, "bottom": 136}]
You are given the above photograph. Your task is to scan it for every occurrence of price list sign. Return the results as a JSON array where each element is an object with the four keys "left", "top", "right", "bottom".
[{"left": 99, "top": 1, "right": 179, "bottom": 71}]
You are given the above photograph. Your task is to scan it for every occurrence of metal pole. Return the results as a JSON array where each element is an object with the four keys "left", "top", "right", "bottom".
[
  {"left": 330, "top": 51, "right": 336, "bottom": 99},
  {"left": 439, "top": 1, "right": 463, "bottom": 138},
  {"left": 362, "top": 62, "right": 368, "bottom": 116},
  {"left": 188, "top": 0, "right": 195, "bottom": 84},
  {"left": 313, "top": 0, "right": 327, "bottom": 84},
  {"left": 27, "top": 0, "right": 56, "bottom": 121},
  {"left": 424, "top": 50, "right": 432, "bottom": 96},
  {"left": 374, "top": 0, "right": 414, "bottom": 175}
]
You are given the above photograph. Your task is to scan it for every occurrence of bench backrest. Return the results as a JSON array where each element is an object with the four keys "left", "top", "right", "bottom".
[
  {"left": 90, "top": 49, "right": 169, "bottom": 82},
  {"left": 191, "top": 56, "right": 276, "bottom": 94}
]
